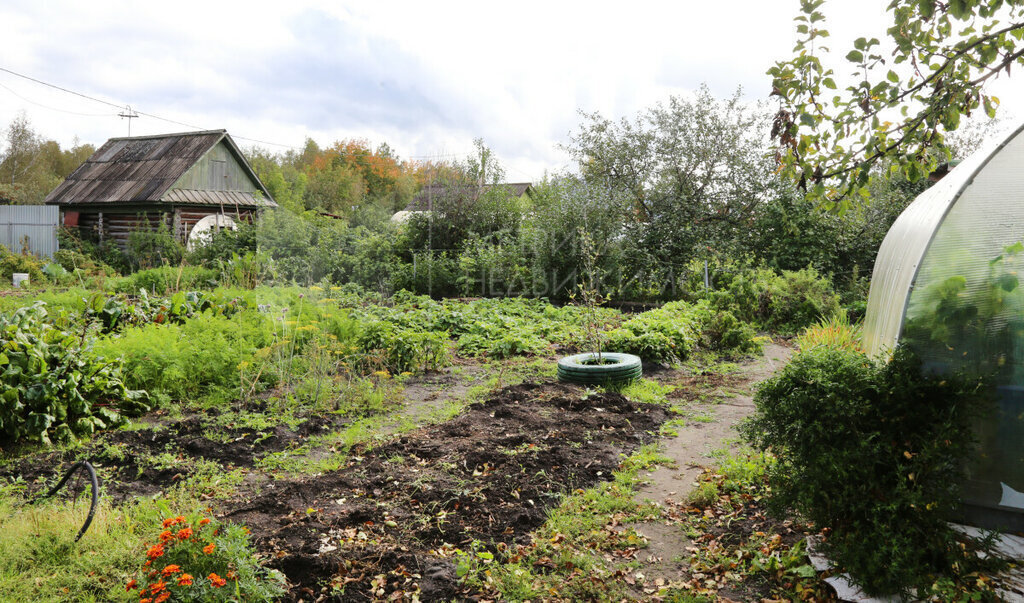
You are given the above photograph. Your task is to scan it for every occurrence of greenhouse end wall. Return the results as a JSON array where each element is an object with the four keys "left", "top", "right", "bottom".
[{"left": 864, "top": 122, "right": 1024, "bottom": 531}]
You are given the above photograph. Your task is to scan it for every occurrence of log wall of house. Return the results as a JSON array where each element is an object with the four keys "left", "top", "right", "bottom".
[
  {"left": 69, "top": 206, "right": 258, "bottom": 249},
  {"left": 175, "top": 207, "right": 257, "bottom": 241}
]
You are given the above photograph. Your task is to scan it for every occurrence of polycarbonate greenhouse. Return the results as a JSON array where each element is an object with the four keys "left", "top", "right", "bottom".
[{"left": 864, "top": 123, "right": 1024, "bottom": 529}]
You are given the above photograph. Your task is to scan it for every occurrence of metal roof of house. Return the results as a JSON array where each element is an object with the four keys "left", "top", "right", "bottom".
[
  {"left": 44, "top": 130, "right": 276, "bottom": 208},
  {"left": 403, "top": 182, "right": 531, "bottom": 212}
]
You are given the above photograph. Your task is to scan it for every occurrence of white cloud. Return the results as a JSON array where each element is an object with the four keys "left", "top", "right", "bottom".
[{"left": 2, "top": 0, "right": 1024, "bottom": 182}]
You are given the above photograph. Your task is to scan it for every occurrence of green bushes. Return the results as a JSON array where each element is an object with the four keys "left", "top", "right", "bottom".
[
  {"left": 707, "top": 265, "right": 840, "bottom": 334},
  {"left": 108, "top": 266, "right": 219, "bottom": 295},
  {"left": 356, "top": 321, "right": 449, "bottom": 373},
  {"left": 743, "top": 346, "right": 994, "bottom": 596},
  {"left": 0, "top": 245, "right": 45, "bottom": 286},
  {"left": 126, "top": 219, "right": 185, "bottom": 270},
  {"left": 52, "top": 249, "right": 118, "bottom": 278},
  {"left": 0, "top": 304, "right": 149, "bottom": 445},
  {"left": 605, "top": 300, "right": 760, "bottom": 363}
]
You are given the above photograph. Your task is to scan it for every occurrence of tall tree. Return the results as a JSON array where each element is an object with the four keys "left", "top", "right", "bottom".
[
  {"left": 566, "top": 84, "right": 777, "bottom": 261},
  {"left": 769, "top": 0, "right": 1024, "bottom": 208},
  {"left": 0, "top": 113, "right": 93, "bottom": 205}
]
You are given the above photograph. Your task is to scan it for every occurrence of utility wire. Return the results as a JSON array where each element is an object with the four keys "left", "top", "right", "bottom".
[
  {"left": 0, "top": 82, "right": 117, "bottom": 117},
  {"left": 0, "top": 66, "right": 517, "bottom": 166},
  {"left": 0, "top": 65, "right": 306, "bottom": 151},
  {"left": 0, "top": 67, "right": 124, "bottom": 110}
]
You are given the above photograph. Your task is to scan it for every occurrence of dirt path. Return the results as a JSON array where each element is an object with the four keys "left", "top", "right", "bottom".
[{"left": 629, "top": 342, "right": 794, "bottom": 582}]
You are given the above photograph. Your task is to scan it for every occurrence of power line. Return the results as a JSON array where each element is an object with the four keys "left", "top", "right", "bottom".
[
  {"left": 0, "top": 81, "right": 117, "bottom": 117},
  {"left": 0, "top": 65, "right": 305, "bottom": 150},
  {"left": 0, "top": 67, "right": 124, "bottom": 110},
  {"left": 0, "top": 66, "right": 531, "bottom": 167}
]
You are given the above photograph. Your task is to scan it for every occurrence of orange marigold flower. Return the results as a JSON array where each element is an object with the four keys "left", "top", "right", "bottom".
[
  {"left": 226, "top": 570, "right": 237, "bottom": 580},
  {"left": 203, "top": 543, "right": 216, "bottom": 555},
  {"left": 161, "top": 564, "right": 181, "bottom": 577},
  {"left": 176, "top": 527, "right": 193, "bottom": 540},
  {"left": 139, "top": 598, "right": 152, "bottom": 603},
  {"left": 155, "top": 593, "right": 170, "bottom": 603},
  {"left": 150, "top": 580, "right": 167, "bottom": 593},
  {"left": 177, "top": 573, "right": 193, "bottom": 586},
  {"left": 158, "top": 530, "right": 174, "bottom": 543},
  {"left": 161, "top": 517, "right": 175, "bottom": 528},
  {"left": 199, "top": 518, "right": 211, "bottom": 527},
  {"left": 146, "top": 544, "right": 165, "bottom": 560},
  {"left": 125, "top": 579, "right": 138, "bottom": 591},
  {"left": 208, "top": 573, "right": 227, "bottom": 588}
]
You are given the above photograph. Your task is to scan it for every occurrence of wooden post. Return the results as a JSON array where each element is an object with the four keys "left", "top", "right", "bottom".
[{"left": 173, "top": 208, "right": 182, "bottom": 242}]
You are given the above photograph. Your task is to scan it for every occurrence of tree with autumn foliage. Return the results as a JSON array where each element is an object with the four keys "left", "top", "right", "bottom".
[
  {"left": 302, "top": 139, "right": 417, "bottom": 221},
  {"left": 244, "top": 138, "right": 421, "bottom": 224}
]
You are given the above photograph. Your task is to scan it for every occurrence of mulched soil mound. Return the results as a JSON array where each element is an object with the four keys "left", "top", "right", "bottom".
[
  {"left": 0, "top": 411, "right": 346, "bottom": 502},
  {"left": 222, "top": 381, "right": 670, "bottom": 601}
]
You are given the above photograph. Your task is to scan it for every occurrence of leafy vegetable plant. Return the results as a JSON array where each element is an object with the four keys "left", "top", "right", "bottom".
[{"left": 0, "top": 303, "right": 149, "bottom": 445}]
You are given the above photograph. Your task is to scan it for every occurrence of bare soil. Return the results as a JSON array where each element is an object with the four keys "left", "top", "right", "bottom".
[
  {"left": 223, "top": 382, "right": 669, "bottom": 601},
  {"left": 2, "top": 380, "right": 671, "bottom": 602}
]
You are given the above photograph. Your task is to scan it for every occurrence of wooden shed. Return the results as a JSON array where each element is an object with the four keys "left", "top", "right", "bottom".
[{"left": 44, "top": 129, "right": 276, "bottom": 248}]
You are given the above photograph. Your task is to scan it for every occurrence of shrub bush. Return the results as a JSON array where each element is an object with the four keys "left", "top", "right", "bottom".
[
  {"left": 743, "top": 346, "right": 993, "bottom": 596},
  {"left": 758, "top": 267, "right": 841, "bottom": 334},
  {"left": 53, "top": 249, "right": 118, "bottom": 278},
  {"left": 357, "top": 321, "right": 449, "bottom": 373},
  {"left": 690, "top": 303, "right": 761, "bottom": 355},
  {"left": 608, "top": 301, "right": 701, "bottom": 363},
  {"left": 0, "top": 245, "right": 46, "bottom": 286},
  {"left": 126, "top": 218, "right": 185, "bottom": 270},
  {"left": 0, "top": 303, "right": 149, "bottom": 445},
  {"left": 604, "top": 300, "right": 759, "bottom": 363},
  {"left": 217, "top": 251, "right": 276, "bottom": 288},
  {"left": 108, "top": 266, "right": 219, "bottom": 295},
  {"left": 708, "top": 265, "right": 840, "bottom": 334}
]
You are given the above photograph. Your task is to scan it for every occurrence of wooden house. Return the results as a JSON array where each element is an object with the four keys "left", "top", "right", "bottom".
[{"left": 45, "top": 130, "right": 276, "bottom": 248}]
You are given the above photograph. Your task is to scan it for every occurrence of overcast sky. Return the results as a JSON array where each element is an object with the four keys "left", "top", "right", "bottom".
[{"left": 3, "top": 0, "right": 1024, "bottom": 181}]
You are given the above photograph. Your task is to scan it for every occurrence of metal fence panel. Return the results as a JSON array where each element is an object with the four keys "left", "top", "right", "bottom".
[{"left": 0, "top": 205, "right": 59, "bottom": 258}]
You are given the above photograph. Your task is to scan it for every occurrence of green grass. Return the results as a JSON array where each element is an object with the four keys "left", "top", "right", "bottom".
[
  {"left": 0, "top": 481, "right": 211, "bottom": 603},
  {"left": 618, "top": 378, "right": 676, "bottom": 406}
]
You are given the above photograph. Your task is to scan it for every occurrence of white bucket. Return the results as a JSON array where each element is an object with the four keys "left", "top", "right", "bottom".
[{"left": 12, "top": 273, "right": 29, "bottom": 288}]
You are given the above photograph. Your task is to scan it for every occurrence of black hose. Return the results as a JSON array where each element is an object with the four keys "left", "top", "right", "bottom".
[{"left": 28, "top": 461, "right": 99, "bottom": 542}]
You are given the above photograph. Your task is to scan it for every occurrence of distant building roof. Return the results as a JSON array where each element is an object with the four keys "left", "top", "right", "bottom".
[
  {"left": 44, "top": 129, "right": 276, "bottom": 208},
  {"left": 403, "top": 182, "right": 531, "bottom": 212}
]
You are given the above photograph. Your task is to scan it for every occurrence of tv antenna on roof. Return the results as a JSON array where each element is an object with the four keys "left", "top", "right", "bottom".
[{"left": 118, "top": 105, "right": 138, "bottom": 136}]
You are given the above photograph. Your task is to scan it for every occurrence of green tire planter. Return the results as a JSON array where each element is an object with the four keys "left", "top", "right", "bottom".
[{"left": 557, "top": 352, "right": 643, "bottom": 386}]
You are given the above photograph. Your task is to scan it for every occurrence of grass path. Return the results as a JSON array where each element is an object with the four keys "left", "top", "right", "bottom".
[{"left": 628, "top": 343, "right": 794, "bottom": 586}]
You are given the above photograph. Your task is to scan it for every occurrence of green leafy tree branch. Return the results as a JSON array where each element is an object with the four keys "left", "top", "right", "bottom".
[{"left": 770, "top": 0, "right": 1024, "bottom": 209}]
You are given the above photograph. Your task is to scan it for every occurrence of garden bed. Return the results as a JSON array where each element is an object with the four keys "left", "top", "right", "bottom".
[
  {"left": 224, "top": 381, "right": 669, "bottom": 600},
  {"left": 2, "top": 380, "right": 669, "bottom": 600}
]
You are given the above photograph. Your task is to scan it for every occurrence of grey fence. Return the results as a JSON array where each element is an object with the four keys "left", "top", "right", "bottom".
[{"left": 0, "top": 205, "right": 59, "bottom": 258}]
